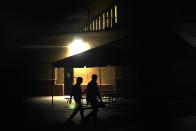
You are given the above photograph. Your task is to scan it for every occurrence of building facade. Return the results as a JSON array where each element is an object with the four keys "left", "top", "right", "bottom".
[
  {"left": 21, "top": 0, "right": 196, "bottom": 99},
  {"left": 21, "top": 0, "right": 136, "bottom": 96}
]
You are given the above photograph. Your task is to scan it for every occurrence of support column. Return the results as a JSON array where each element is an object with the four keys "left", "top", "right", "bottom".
[
  {"left": 99, "top": 66, "right": 102, "bottom": 88},
  {"left": 64, "top": 67, "right": 74, "bottom": 95},
  {"left": 51, "top": 66, "right": 55, "bottom": 108}
]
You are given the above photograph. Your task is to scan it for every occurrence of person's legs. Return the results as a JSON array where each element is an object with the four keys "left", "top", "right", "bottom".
[
  {"left": 78, "top": 102, "right": 84, "bottom": 120},
  {"left": 67, "top": 100, "right": 81, "bottom": 121},
  {"left": 91, "top": 100, "right": 98, "bottom": 120},
  {"left": 85, "top": 98, "right": 98, "bottom": 119},
  {"left": 92, "top": 108, "right": 98, "bottom": 119},
  {"left": 67, "top": 108, "right": 79, "bottom": 121}
]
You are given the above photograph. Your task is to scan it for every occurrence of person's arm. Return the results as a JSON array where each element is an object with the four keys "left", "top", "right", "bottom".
[
  {"left": 69, "top": 87, "right": 73, "bottom": 104},
  {"left": 86, "top": 85, "right": 90, "bottom": 105},
  {"left": 69, "top": 94, "right": 72, "bottom": 104}
]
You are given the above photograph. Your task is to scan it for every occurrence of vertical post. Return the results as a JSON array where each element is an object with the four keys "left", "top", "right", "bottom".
[
  {"left": 64, "top": 67, "right": 74, "bottom": 95},
  {"left": 52, "top": 66, "right": 54, "bottom": 108},
  {"left": 99, "top": 66, "right": 102, "bottom": 88}
]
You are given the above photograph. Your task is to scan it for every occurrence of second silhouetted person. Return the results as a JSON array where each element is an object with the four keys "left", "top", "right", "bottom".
[{"left": 85, "top": 74, "right": 102, "bottom": 120}]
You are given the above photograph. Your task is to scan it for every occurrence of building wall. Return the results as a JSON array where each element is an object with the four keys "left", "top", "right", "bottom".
[
  {"left": 56, "top": 68, "right": 64, "bottom": 84},
  {"left": 23, "top": 0, "right": 134, "bottom": 96},
  {"left": 26, "top": 64, "right": 52, "bottom": 80},
  {"left": 100, "top": 66, "right": 115, "bottom": 85},
  {"left": 54, "top": 65, "right": 139, "bottom": 95},
  {"left": 73, "top": 66, "right": 115, "bottom": 85}
]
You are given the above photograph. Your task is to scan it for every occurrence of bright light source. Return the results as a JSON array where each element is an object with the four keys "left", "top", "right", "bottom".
[
  {"left": 70, "top": 104, "right": 75, "bottom": 109},
  {"left": 66, "top": 101, "right": 78, "bottom": 110},
  {"left": 69, "top": 39, "right": 90, "bottom": 56}
]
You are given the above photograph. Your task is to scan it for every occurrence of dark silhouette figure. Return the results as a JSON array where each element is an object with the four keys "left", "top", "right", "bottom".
[
  {"left": 67, "top": 77, "right": 85, "bottom": 122},
  {"left": 85, "top": 74, "right": 102, "bottom": 120}
]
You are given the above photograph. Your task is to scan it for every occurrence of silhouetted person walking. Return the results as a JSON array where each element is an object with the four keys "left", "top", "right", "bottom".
[
  {"left": 85, "top": 74, "right": 102, "bottom": 120},
  {"left": 67, "top": 77, "right": 85, "bottom": 122}
]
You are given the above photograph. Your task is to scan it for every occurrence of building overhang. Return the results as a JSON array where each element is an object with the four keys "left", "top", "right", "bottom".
[{"left": 52, "top": 36, "right": 144, "bottom": 68}]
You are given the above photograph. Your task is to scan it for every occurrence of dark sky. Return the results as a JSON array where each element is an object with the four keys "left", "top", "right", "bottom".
[
  {"left": 1, "top": 0, "right": 90, "bottom": 38},
  {"left": 0, "top": 0, "right": 91, "bottom": 63},
  {"left": 1, "top": 1, "right": 87, "bottom": 21}
]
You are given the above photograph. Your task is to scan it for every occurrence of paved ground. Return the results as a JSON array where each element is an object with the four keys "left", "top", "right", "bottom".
[
  {"left": 8, "top": 96, "right": 196, "bottom": 131},
  {"left": 21, "top": 96, "right": 136, "bottom": 131}
]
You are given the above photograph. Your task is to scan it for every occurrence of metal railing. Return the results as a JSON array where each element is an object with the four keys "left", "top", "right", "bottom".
[{"left": 81, "top": 17, "right": 119, "bottom": 32}]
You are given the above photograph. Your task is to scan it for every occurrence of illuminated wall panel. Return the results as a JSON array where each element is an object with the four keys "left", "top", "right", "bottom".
[
  {"left": 73, "top": 66, "right": 115, "bottom": 85},
  {"left": 56, "top": 68, "right": 64, "bottom": 84}
]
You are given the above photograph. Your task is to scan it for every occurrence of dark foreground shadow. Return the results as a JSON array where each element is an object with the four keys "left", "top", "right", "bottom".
[{"left": 46, "top": 115, "right": 135, "bottom": 131}]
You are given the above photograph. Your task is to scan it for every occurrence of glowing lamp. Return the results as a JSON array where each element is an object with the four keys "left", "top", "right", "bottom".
[{"left": 69, "top": 39, "right": 89, "bottom": 56}]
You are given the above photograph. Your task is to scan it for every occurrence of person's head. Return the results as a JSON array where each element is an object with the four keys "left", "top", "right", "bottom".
[
  {"left": 92, "top": 74, "right": 97, "bottom": 82},
  {"left": 76, "top": 77, "right": 83, "bottom": 84}
]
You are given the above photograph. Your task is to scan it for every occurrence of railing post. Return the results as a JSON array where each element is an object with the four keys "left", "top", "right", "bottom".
[{"left": 52, "top": 66, "right": 54, "bottom": 108}]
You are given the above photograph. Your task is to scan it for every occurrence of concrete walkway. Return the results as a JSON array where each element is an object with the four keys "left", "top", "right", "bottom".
[
  {"left": 22, "top": 96, "right": 136, "bottom": 130},
  {"left": 17, "top": 96, "right": 196, "bottom": 131}
]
